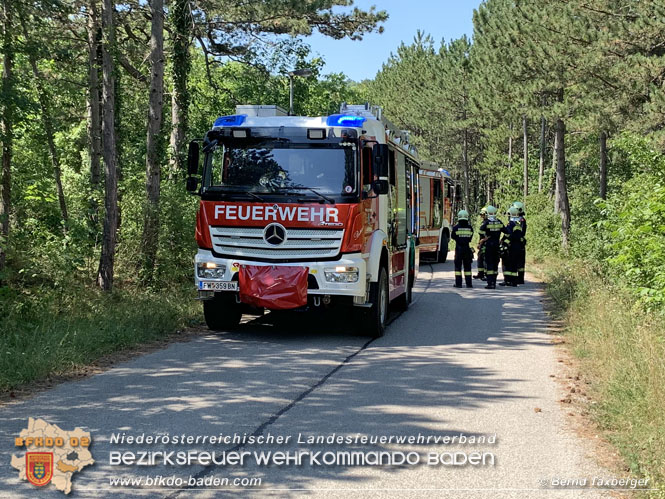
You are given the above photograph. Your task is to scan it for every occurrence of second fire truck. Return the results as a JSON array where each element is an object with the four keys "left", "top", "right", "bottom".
[{"left": 418, "top": 161, "right": 456, "bottom": 263}]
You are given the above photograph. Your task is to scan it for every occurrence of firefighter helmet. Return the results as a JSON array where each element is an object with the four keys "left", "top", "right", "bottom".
[
  {"left": 512, "top": 201, "right": 525, "bottom": 215},
  {"left": 486, "top": 205, "right": 498, "bottom": 215},
  {"left": 457, "top": 210, "right": 469, "bottom": 220},
  {"left": 508, "top": 206, "right": 520, "bottom": 217},
  {"left": 480, "top": 206, "right": 487, "bottom": 215}
]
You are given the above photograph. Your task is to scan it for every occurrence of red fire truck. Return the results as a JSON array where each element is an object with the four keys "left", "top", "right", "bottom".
[
  {"left": 186, "top": 104, "right": 420, "bottom": 337},
  {"left": 418, "top": 162, "right": 456, "bottom": 263}
]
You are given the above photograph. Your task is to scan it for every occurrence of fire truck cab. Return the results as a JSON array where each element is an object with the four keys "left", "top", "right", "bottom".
[
  {"left": 418, "top": 162, "right": 455, "bottom": 263},
  {"left": 186, "top": 104, "right": 420, "bottom": 337}
]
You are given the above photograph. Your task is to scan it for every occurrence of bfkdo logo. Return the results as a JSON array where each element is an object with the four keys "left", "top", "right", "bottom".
[
  {"left": 11, "top": 418, "right": 94, "bottom": 494},
  {"left": 26, "top": 452, "right": 53, "bottom": 486}
]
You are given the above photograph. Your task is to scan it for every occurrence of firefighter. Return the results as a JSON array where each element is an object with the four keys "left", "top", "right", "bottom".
[
  {"left": 499, "top": 206, "right": 525, "bottom": 286},
  {"left": 451, "top": 210, "right": 474, "bottom": 288},
  {"left": 473, "top": 207, "right": 487, "bottom": 281},
  {"left": 478, "top": 205, "right": 504, "bottom": 289},
  {"left": 512, "top": 201, "right": 527, "bottom": 284}
]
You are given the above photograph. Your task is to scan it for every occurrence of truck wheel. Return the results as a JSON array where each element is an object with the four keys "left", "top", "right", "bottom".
[
  {"left": 437, "top": 234, "right": 449, "bottom": 263},
  {"left": 203, "top": 293, "right": 242, "bottom": 331},
  {"left": 361, "top": 266, "right": 389, "bottom": 338}
]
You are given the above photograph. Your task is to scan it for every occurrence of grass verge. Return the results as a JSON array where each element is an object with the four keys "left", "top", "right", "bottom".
[
  {"left": 533, "top": 256, "right": 665, "bottom": 497},
  {"left": 0, "top": 283, "right": 201, "bottom": 392}
]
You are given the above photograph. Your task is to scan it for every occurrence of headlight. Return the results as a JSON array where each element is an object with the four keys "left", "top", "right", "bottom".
[
  {"left": 197, "top": 262, "right": 226, "bottom": 279},
  {"left": 324, "top": 266, "right": 360, "bottom": 283}
]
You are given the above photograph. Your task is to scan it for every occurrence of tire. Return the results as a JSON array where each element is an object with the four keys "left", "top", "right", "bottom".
[
  {"left": 437, "top": 233, "right": 449, "bottom": 263},
  {"left": 203, "top": 292, "right": 242, "bottom": 330},
  {"left": 361, "top": 266, "right": 389, "bottom": 338}
]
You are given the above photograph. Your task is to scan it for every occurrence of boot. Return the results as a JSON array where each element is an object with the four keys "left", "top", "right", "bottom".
[{"left": 465, "top": 276, "right": 473, "bottom": 288}]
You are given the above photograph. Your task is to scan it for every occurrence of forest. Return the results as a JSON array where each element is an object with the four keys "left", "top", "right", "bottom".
[{"left": 1, "top": 0, "right": 665, "bottom": 491}]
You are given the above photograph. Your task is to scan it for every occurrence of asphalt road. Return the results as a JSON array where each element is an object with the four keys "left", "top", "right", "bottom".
[{"left": 0, "top": 255, "right": 613, "bottom": 498}]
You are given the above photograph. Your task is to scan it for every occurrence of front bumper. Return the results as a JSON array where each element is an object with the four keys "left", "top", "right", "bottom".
[{"left": 194, "top": 249, "right": 367, "bottom": 298}]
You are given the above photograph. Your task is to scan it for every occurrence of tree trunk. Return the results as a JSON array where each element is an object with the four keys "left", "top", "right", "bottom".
[
  {"left": 19, "top": 14, "right": 69, "bottom": 229},
  {"left": 555, "top": 116, "right": 570, "bottom": 249},
  {"left": 507, "top": 123, "right": 513, "bottom": 190},
  {"left": 97, "top": 0, "right": 119, "bottom": 291},
  {"left": 599, "top": 131, "right": 608, "bottom": 199},
  {"left": 141, "top": 0, "right": 165, "bottom": 282},
  {"left": 462, "top": 128, "right": 470, "bottom": 209},
  {"left": 87, "top": 0, "right": 102, "bottom": 231},
  {"left": 508, "top": 123, "right": 513, "bottom": 168},
  {"left": 169, "top": 0, "right": 191, "bottom": 176},
  {"left": 551, "top": 126, "right": 558, "bottom": 206},
  {"left": 522, "top": 114, "right": 528, "bottom": 200},
  {"left": 0, "top": 0, "right": 14, "bottom": 277},
  {"left": 538, "top": 115, "right": 546, "bottom": 193}
]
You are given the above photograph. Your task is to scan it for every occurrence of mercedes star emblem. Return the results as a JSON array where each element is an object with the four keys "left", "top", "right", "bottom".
[{"left": 263, "top": 223, "right": 287, "bottom": 246}]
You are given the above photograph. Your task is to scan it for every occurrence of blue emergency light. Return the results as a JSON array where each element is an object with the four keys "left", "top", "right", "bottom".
[
  {"left": 326, "top": 114, "right": 367, "bottom": 127},
  {"left": 213, "top": 114, "right": 247, "bottom": 127}
]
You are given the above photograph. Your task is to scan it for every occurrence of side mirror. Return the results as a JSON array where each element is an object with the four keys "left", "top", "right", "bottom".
[
  {"left": 372, "top": 143, "right": 389, "bottom": 178},
  {"left": 186, "top": 176, "right": 199, "bottom": 193},
  {"left": 187, "top": 141, "right": 200, "bottom": 176},
  {"left": 372, "top": 179, "right": 389, "bottom": 195}
]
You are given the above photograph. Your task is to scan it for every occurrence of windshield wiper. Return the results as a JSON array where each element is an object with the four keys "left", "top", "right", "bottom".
[
  {"left": 275, "top": 186, "right": 335, "bottom": 204},
  {"left": 209, "top": 187, "right": 266, "bottom": 202}
]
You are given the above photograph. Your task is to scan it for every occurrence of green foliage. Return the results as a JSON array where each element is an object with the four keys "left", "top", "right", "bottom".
[
  {"left": 522, "top": 193, "right": 561, "bottom": 259},
  {"left": 538, "top": 258, "right": 665, "bottom": 494},
  {"left": 601, "top": 135, "right": 665, "bottom": 308},
  {"left": 0, "top": 283, "right": 199, "bottom": 391}
]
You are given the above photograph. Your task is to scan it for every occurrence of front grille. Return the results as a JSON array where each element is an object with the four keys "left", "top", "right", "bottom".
[{"left": 210, "top": 226, "right": 344, "bottom": 261}]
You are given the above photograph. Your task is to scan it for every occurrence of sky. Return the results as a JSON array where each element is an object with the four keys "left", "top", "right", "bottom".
[{"left": 306, "top": 0, "right": 483, "bottom": 82}]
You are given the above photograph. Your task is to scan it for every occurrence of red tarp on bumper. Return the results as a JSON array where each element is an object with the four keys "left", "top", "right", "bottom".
[{"left": 238, "top": 265, "right": 309, "bottom": 310}]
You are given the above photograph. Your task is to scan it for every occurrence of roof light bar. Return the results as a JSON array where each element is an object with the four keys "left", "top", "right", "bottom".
[
  {"left": 326, "top": 114, "right": 366, "bottom": 127},
  {"left": 213, "top": 114, "right": 247, "bottom": 127}
]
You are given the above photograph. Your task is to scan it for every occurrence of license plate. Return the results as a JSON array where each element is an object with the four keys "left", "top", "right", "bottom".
[{"left": 199, "top": 281, "right": 238, "bottom": 291}]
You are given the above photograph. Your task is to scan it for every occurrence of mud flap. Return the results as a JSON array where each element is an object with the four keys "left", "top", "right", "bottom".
[{"left": 238, "top": 265, "right": 309, "bottom": 310}]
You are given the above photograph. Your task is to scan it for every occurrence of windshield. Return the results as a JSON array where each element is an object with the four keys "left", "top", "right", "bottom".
[{"left": 203, "top": 141, "right": 357, "bottom": 198}]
